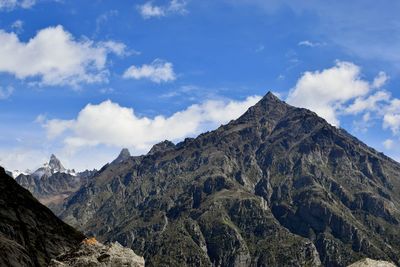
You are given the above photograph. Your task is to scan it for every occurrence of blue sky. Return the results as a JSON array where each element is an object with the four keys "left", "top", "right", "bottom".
[{"left": 0, "top": 0, "right": 399, "bottom": 171}]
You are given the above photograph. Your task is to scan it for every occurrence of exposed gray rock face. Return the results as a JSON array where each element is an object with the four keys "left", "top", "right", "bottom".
[
  {"left": 49, "top": 238, "right": 144, "bottom": 267},
  {"left": 48, "top": 154, "right": 66, "bottom": 173},
  {"left": 112, "top": 148, "right": 132, "bottom": 165},
  {"left": 347, "top": 258, "right": 397, "bottom": 267},
  {"left": 15, "top": 155, "right": 97, "bottom": 214},
  {"left": 60, "top": 92, "right": 400, "bottom": 266},
  {"left": 148, "top": 140, "right": 176, "bottom": 155},
  {"left": 0, "top": 166, "right": 85, "bottom": 267}
]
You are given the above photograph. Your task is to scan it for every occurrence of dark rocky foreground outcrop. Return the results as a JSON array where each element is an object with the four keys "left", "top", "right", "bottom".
[
  {"left": 60, "top": 92, "right": 400, "bottom": 266},
  {"left": 0, "top": 167, "right": 85, "bottom": 267},
  {"left": 49, "top": 238, "right": 145, "bottom": 267}
]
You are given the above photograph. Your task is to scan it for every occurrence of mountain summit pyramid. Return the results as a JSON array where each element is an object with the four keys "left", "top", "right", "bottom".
[
  {"left": 48, "top": 154, "right": 66, "bottom": 173},
  {"left": 60, "top": 92, "right": 400, "bottom": 266}
]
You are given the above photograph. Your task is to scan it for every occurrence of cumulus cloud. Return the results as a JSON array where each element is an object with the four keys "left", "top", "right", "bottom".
[
  {"left": 123, "top": 59, "right": 176, "bottom": 83},
  {"left": 383, "top": 98, "right": 400, "bottom": 134},
  {"left": 287, "top": 61, "right": 373, "bottom": 126},
  {"left": 40, "top": 96, "right": 261, "bottom": 153},
  {"left": 345, "top": 91, "right": 391, "bottom": 115},
  {"left": 0, "top": 85, "right": 13, "bottom": 99},
  {"left": 286, "top": 61, "right": 400, "bottom": 151},
  {"left": 372, "top": 71, "right": 389, "bottom": 88},
  {"left": 138, "top": 0, "right": 187, "bottom": 19},
  {"left": 139, "top": 2, "right": 165, "bottom": 18},
  {"left": 0, "top": 25, "right": 126, "bottom": 86},
  {"left": 0, "top": 0, "right": 35, "bottom": 10}
]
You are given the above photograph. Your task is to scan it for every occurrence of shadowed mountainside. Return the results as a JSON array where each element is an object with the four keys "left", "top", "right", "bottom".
[{"left": 0, "top": 167, "right": 85, "bottom": 267}]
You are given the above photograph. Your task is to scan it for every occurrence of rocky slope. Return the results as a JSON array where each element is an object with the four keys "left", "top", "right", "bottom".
[
  {"left": 347, "top": 258, "right": 397, "bottom": 267},
  {"left": 49, "top": 237, "right": 145, "bottom": 267},
  {"left": 0, "top": 166, "right": 85, "bottom": 267},
  {"left": 15, "top": 155, "right": 96, "bottom": 214},
  {"left": 60, "top": 92, "right": 400, "bottom": 266}
]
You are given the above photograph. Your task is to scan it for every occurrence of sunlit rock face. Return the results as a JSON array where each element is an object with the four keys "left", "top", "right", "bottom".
[
  {"left": 49, "top": 238, "right": 145, "bottom": 267},
  {"left": 347, "top": 258, "right": 397, "bottom": 267}
]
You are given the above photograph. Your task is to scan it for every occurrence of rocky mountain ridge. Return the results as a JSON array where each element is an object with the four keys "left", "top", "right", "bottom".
[
  {"left": 58, "top": 92, "right": 400, "bottom": 266},
  {"left": 15, "top": 154, "right": 97, "bottom": 213}
]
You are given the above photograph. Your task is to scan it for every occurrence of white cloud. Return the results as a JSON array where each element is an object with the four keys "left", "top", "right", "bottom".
[
  {"left": 123, "top": 59, "right": 176, "bottom": 83},
  {"left": 287, "top": 61, "right": 371, "bottom": 126},
  {"left": 283, "top": 62, "right": 398, "bottom": 139},
  {"left": 298, "top": 40, "right": 324, "bottom": 47},
  {"left": 0, "top": 148, "right": 47, "bottom": 172},
  {"left": 138, "top": 0, "right": 187, "bottom": 19},
  {"left": 383, "top": 98, "right": 400, "bottom": 134},
  {"left": 139, "top": 2, "right": 165, "bottom": 18},
  {"left": 362, "top": 112, "right": 370, "bottom": 122},
  {"left": 41, "top": 96, "right": 261, "bottom": 153},
  {"left": 345, "top": 91, "right": 391, "bottom": 115},
  {"left": 0, "top": 85, "right": 13, "bottom": 99},
  {"left": 168, "top": 0, "right": 187, "bottom": 14},
  {"left": 0, "top": 25, "right": 126, "bottom": 86},
  {"left": 372, "top": 71, "right": 389, "bottom": 88},
  {"left": 98, "top": 40, "right": 127, "bottom": 57},
  {"left": 383, "top": 139, "right": 394, "bottom": 150},
  {"left": 11, "top": 19, "right": 23, "bottom": 33},
  {"left": 0, "top": 0, "right": 35, "bottom": 10}
]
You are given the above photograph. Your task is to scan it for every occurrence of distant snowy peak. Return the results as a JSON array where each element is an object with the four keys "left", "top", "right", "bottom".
[
  {"left": 7, "top": 169, "right": 31, "bottom": 179},
  {"left": 49, "top": 154, "right": 66, "bottom": 173},
  {"left": 31, "top": 154, "right": 75, "bottom": 179}
]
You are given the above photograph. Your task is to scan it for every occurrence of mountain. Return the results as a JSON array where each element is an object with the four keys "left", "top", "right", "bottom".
[
  {"left": 59, "top": 92, "right": 400, "bottom": 266},
  {"left": 15, "top": 154, "right": 97, "bottom": 214},
  {"left": 112, "top": 148, "right": 131, "bottom": 165},
  {"left": 6, "top": 169, "right": 31, "bottom": 179},
  {"left": 0, "top": 166, "right": 85, "bottom": 266},
  {"left": 30, "top": 154, "right": 74, "bottom": 179}
]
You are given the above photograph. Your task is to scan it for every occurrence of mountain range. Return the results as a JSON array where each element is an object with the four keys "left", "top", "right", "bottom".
[
  {"left": 5, "top": 92, "right": 400, "bottom": 266},
  {"left": 45, "top": 92, "right": 400, "bottom": 266},
  {"left": 14, "top": 154, "right": 96, "bottom": 214}
]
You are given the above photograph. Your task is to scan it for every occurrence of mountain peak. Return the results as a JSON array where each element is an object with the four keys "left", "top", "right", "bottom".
[
  {"left": 112, "top": 148, "right": 131, "bottom": 164},
  {"left": 235, "top": 91, "right": 290, "bottom": 124},
  {"left": 258, "top": 91, "right": 286, "bottom": 106},
  {"left": 49, "top": 154, "right": 65, "bottom": 172},
  {"left": 263, "top": 91, "right": 280, "bottom": 100}
]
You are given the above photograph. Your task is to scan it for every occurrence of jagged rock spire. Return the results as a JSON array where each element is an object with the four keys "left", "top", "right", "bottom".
[
  {"left": 112, "top": 148, "right": 131, "bottom": 164},
  {"left": 49, "top": 154, "right": 66, "bottom": 173}
]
